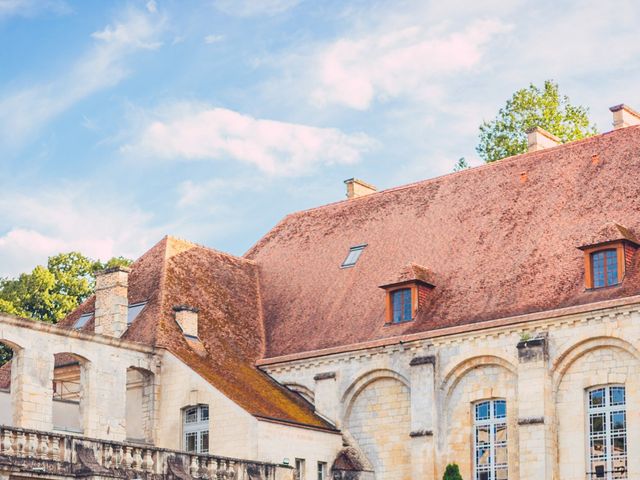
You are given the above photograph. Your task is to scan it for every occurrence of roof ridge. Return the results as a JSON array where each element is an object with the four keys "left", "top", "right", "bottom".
[
  {"left": 166, "top": 234, "right": 257, "bottom": 264},
  {"left": 282, "top": 126, "right": 639, "bottom": 218}
]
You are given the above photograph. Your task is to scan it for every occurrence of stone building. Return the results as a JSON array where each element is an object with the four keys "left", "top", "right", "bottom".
[{"left": 1, "top": 104, "right": 640, "bottom": 480}]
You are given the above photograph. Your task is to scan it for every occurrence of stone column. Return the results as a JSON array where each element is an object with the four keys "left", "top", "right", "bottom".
[
  {"left": 313, "top": 371, "right": 339, "bottom": 426},
  {"left": 409, "top": 355, "right": 436, "bottom": 479},
  {"left": 516, "top": 336, "right": 553, "bottom": 480},
  {"left": 11, "top": 348, "right": 53, "bottom": 430}
]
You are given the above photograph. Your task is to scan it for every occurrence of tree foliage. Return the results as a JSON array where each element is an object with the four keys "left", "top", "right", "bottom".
[
  {"left": 0, "top": 252, "right": 132, "bottom": 324},
  {"left": 453, "top": 157, "right": 470, "bottom": 172},
  {"left": 477, "top": 80, "right": 598, "bottom": 163},
  {"left": 443, "top": 463, "right": 463, "bottom": 480}
]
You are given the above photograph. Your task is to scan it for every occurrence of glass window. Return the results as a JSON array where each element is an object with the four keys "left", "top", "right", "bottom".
[
  {"left": 127, "top": 302, "right": 147, "bottom": 325},
  {"left": 317, "top": 462, "right": 326, "bottom": 480},
  {"left": 73, "top": 313, "right": 93, "bottom": 329},
  {"left": 295, "top": 459, "right": 306, "bottom": 480},
  {"left": 474, "top": 399, "right": 508, "bottom": 480},
  {"left": 587, "top": 386, "right": 627, "bottom": 480},
  {"left": 591, "top": 249, "right": 619, "bottom": 288},
  {"left": 341, "top": 244, "right": 366, "bottom": 268},
  {"left": 183, "top": 405, "right": 209, "bottom": 453},
  {"left": 391, "top": 288, "right": 412, "bottom": 323}
]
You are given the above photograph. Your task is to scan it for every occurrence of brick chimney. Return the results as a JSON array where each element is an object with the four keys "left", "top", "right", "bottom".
[
  {"left": 94, "top": 267, "right": 130, "bottom": 338},
  {"left": 610, "top": 104, "right": 640, "bottom": 129},
  {"left": 173, "top": 305, "right": 199, "bottom": 338},
  {"left": 526, "top": 127, "right": 560, "bottom": 152},
  {"left": 344, "top": 178, "right": 377, "bottom": 199}
]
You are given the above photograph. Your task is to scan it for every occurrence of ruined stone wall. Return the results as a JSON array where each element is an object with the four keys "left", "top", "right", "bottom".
[{"left": 264, "top": 302, "right": 640, "bottom": 480}]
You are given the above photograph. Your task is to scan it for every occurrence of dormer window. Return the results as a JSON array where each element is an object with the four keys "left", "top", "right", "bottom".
[
  {"left": 380, "top": 264, "right": 435, "bottom": 324},
  {"left": 391, "top": 288, "right": 412, "bottom": 323},
  {"left": 591, "top": 249, "right": 619, "bottom": 288},
  {"left": 578, "top": 223, "right": 639, "bottom": 290}
]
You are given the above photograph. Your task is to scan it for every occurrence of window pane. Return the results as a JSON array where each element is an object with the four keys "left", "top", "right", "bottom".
[
  {"left": 341, "top": 245, "right": 366, "bottom": 267},
  {"left": 185, "top": 407, "right": 197, "bottom": 423},
  {"left": 200, "top": 431, "right": 209, "bottom": 453},
  {"left": 591, "top": 413, "right": 605, "bottom": 433},
  {"left": 476, "top": 425, "right": 490, "bottom": 445},
  {"left": 611, "top": 412, "right": 626, "bottom": 431},
  {"left": 494, "top": 400, "right": 506, "bottom": 419},
  {"left": 392, "top": 289, "right": 412, "bottom": 323},
  {"left": 185, "top": 432, "right": 197, "bottom": 452},
  {"left": 495, "top": 468, "right": 508, "bottom": 480},
  {"left": 476, "top": 446, "right": 490, "bottom": 465},
  {"left": 477, "top": 470, "right": 489, "bottom": 480},
  {"left": 592, "top": 252, "right": 605, "bottom": 288},
  {"left": 591, "top": 437, "right": 606, "bottom": 458},
  {"left": 495, "top": 423, "right": 507, "bottom": 443},
  {"left": 392, "top": 291, "right": 402, "bottom": 322},
  {"left": 612, "top": 436, "right": 626, "bottom": 456},
  {"left": 590, "top": 388, "right": 605, "bottom": 408},
  {"left": 611, "top": 387, "right": 625, "bottom": 406},
  {"left": 606, "top": 250, "right": 618, "bottom": 286},
  {"left": 199, "top": 405, "right": 209, "bottom": 421},
  {"left": 403, "top": 289, "right": 412, "bottom": 321},
  {"left": 495, "top": 445, "right": 508, "bottom": 465},
  {"left": 475, "top": 402, "right": 490, "bottom": 421}
]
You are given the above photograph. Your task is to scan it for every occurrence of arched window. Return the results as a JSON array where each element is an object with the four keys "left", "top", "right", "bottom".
[
  {"left": 183, "top": 404, "right": 209, "bottom": 453},
  {"left": 587, "top": 386, "right": 627, "bottom": 479},
  {"left": 474, "top": 399, "right": 507, "bottom": 480}
]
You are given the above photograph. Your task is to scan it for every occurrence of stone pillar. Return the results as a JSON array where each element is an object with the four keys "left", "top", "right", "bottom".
[
  {"left": 94, "top": 267, "right": 130, "bottom": 338},
  {"left": 313, "top": 371, "right": 338, "bottom": 426},
  {"left": 83, "top": 359, "right": 128, "bottom": 440},
  {"left": 516, "top": 337, "right": 553, "bottom": 480},
  {"left": 409, "top": 355, "right": 436, "bottom": 479},
  {"left": 11, "top": 348, "right": 53, "bottom": 430}
]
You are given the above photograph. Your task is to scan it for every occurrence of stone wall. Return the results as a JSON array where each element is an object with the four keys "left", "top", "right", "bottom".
[{"left": 263, "top": 301, "right": 640, "bottom": 480}]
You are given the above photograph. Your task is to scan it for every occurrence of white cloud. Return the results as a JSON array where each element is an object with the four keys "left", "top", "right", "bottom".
[
  {"left": 0, "top": 183, "right": 163, "bottom": 277},
  {"left": 203, "top": 34, "right": 224, "bottom": 44},
  {"left": 307, "top": 19, "right": 510, "bottom": 110},
  {"left": 145, "top": 0, "right": 157, "bottom": 13},
  {"left": 0, "top": 7, "right": 165, "bottom": 146},
  {"left": 213, "top": 0, "right": 299, "bottom": 17},
  {"left": 0, "top": 0, "right": 70, "bottom": 18},
  {"left": 123, "top": 102, "right": 376, "bottom": 175}
]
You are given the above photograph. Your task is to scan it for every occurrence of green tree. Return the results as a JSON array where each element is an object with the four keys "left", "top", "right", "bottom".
[
  {"left": 0, "top": 252, "right": 133, "bottom": 324},
  {"left": 477, "top": 80, "right": 598, "bottom": 162},
  {"left": 453, "top": 157, "right": 470, "bottom": 172},
  {"left": 443, "top": 463, "right": 463, "bottom": 480}
]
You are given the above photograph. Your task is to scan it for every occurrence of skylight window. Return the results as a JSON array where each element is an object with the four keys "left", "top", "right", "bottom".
[
  {"left": 73, "top": 313, "right": 93, "bottom": 330},
  {"left": 341, "top": 244, "right": 367, "bottom": 268},
  {"left": 127, "top": 302, "right": 147, "bottom": 325}
]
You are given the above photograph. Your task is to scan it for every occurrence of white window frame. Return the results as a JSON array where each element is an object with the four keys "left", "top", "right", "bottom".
[
  {"left": 295, "top": 458, "right": 306, "bottom": 480},
  {"left": 473, "top": 399, "right": 508, "bottom": 480},
  {"left": 183, "top": 404, "right": 209, "bottom": 454},
  {"left": 586, "top": 385, "right": 627, "bottom": 480},
  {"left": 317, "top": 461, "right": 327, "bottom": 480}
]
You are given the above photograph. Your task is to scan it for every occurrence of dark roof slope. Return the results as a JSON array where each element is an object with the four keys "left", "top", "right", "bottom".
[
  {"left": 59, "top": 236, "right": 333, "bottom": 430},
  {"left": 247, "top": 126, "right": 640, "bottom": 358}
]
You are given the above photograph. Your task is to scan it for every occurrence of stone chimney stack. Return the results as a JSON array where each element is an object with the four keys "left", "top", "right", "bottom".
[
  {"left": 173, "top": 305, "right": 199, "bottom": 338},
  {"left": 526, "top": 127, "right": 560, "bottom": 152},
  {"left": 344, "top": 178, "right": 377, "bottom": 199},
  {"left": 610, "top": 104, "right": 640, "bottom": 129},
  {"left": 94, "top": 267, "right": 130, "bottom": 338}
]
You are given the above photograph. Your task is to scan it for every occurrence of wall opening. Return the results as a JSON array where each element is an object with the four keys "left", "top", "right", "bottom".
[
  {"left": 0, "top": 341, "right": 16, "bottom": 426},
  {"left": 52, "top": 352, "right": 87, "bottom": 433},
  {"left": 126, "top": 367, "right": 155, "bottom": 443}
]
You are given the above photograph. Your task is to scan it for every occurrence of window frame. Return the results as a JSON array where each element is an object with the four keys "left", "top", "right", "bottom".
[
  {"left": 586, "top": 385, "right": 627, "bottom": 480},
  {"left": 340, "top": 244, "right": 367, "bottom": 268},
  {"left": 182, "top": 404, "right": 209, "bottom": 454},
  {"left": 473, "top": 399, "right": 508, "bottom": 480},
  {"left": 317, "top": 461, "right": 327, "bottom": 480},
  {"left": 295, "top": 458, "right": 306, "bottom": 480},
  {"left": 384, "top": 284, "right": 418, "bottom": 324},
  {"left": 583, "top": 243, "right": 625, "bottom": 289}
]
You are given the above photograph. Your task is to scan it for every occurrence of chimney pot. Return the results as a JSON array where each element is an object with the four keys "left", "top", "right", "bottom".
[
  {"left": 94, "top": 266, "right": 131, "bottom": 338},
  {"left": 173, "top": 305, "right": 199, "bottom": 338},
  {"left": 344, "top": 178, "right": 377, "bottom": 199},
  {"left": 609, "top": 104, "right": 640, "bottom": 129},
  {"left": 526, "top": 127, "right": 560, "bottom": 152}
]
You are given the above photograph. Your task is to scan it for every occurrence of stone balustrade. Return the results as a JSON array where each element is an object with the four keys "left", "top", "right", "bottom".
[{"left": 0, "top": 425, "right": 292, "bottom": 480}]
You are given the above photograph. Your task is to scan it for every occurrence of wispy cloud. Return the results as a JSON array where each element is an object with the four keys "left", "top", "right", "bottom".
[
  {"left": 213, "top": 0, "right": 299, "bottom": 17},
  {"left": 204, "top": 33, "right": 224, "bottom": 44},
  {"left": 123, "top": 102, "right": 376, "bottom": 175},
  {"left": 306, "top": 19, "right": 510, "bottom": 110},
  {"left": 0, "top": 6, "right": 165, "bottom": 147},
  {"left": 0, "top": 0, "right": 70, "bottom": 18},
  {"left": 0, "top": 182, "right": 163, "bottom": 277}
]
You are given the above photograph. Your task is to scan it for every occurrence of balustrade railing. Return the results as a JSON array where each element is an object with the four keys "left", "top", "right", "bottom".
[{"left": 0, "top": 425, "right": 290, "bottom": 480}]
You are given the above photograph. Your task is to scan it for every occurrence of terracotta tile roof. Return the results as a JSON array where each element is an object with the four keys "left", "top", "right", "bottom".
[
  {"left": 247, "top": 126, "right": 640, "bottom": 358},
  {"left": 58, "top": 236, "right": 334, "bottom": 431},
  {"left": 380, "top": 263, "right": 436, "bottom": 288}
]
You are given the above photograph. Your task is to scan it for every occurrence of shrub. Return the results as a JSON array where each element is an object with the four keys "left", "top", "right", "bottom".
[{"left": 443, "top": 463, "right": 463, "bottom": 480}]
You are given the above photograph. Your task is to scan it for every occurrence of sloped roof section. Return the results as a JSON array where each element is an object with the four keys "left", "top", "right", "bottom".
[
  {"left": 247, "top": 126, "right": 640, "bottom": 358},
  {"left": 578, "top": 222, "right": 640, "bottom": 249},
  {"left": 58, "top": 236, "right": 333, "bottom": 430}
]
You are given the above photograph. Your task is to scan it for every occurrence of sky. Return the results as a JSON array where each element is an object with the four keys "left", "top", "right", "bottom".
[{"left": 1, "top": 0, "right": 639, "bottom": 277}]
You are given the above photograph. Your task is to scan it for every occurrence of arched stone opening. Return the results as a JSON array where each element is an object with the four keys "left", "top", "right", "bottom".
[
  {"left": 52, "top": 352, "right": 90, "bottom": 433},
  {"left": 126, "top": 366, "right": 155, "bottom": 443},
  {"left": 0, "top": 339, "right": 21, "bottom": 426},
  {"left": 344, "top": 371, "right": 411, "bottom": 480}
]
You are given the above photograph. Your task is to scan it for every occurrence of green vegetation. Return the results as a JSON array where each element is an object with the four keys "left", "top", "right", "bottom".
[
  {"left": 477, "top": 80, "right": 598, "bottom": 162},
  {"left": 443, "top": 463, "right": 463, "bottom": 480}
]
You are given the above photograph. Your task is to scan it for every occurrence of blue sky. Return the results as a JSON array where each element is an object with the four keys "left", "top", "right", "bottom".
[{"left": 1, "top": 0, "right": 639, "bottom": 276}]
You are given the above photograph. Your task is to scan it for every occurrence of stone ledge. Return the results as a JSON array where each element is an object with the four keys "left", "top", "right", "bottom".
[
  {"left": 313, "top": 371, "right": 336, "bottom": 381},
  {"left": 409, "top": 355, "right": 436, "bottom": 367},
  {"left": 518, "top": 416, "right": 545, "bottom": 425},
  {"left": 409, "top": 429, "right": 433, "bottom": 437}
]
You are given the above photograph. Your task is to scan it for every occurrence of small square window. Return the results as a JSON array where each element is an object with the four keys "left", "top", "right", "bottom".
[
  {"left": 341, "top": 244, "right": 366, "bottom": 268},
  {"left": 74, "top": 313, "right": 93, "bottom": 329},
  {"left": 127, "top": 302, "right": 147, "bottom": 325}
]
